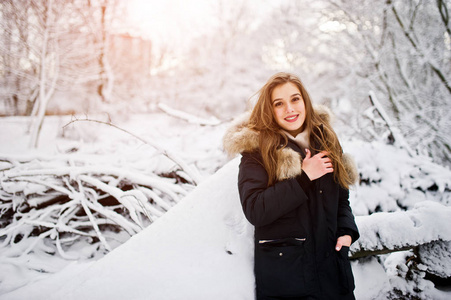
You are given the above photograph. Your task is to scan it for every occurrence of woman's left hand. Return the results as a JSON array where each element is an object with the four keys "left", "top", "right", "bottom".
[{"left": 335, "top": 235, "right": 352, "bottom": 251}]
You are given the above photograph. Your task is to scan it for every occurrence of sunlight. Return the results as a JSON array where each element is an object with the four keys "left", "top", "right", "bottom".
[{"left": 126, "top": 0, "right": 212, "bottom": 44}]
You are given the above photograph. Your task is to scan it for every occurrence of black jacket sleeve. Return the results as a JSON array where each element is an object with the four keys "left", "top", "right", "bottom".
[
  {"left": 237, "top": 152, "right": 311, "bottom": 227},
  {"left": 336, "top": 186, "right": 360, "bottom": 243}
]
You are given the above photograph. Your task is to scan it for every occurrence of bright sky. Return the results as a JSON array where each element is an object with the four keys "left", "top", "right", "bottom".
[
  {"left": 125, "top": 0, "right": 280, "bottom": 47},
  {"left": 126, "top": 0, "right": 216, "bottom": 46}
]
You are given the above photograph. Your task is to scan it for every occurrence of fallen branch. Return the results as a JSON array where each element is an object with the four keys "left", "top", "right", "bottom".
[
  {"left": 78, "top": 183, "right": 112, "bottom": 252},
  {"left": 63, "top": 117, "right": 203, "bottom": 185},
  {"left": 0, "top": 150, "right": 194, "bottom": 258},
  {"left": 351, "top": 244, "right": 418, "bottom": 259},
  {"left": 157, "top": 102, "right": 223, "bottom": 126}
]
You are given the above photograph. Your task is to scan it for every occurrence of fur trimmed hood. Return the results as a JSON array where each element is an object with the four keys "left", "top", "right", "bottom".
[{"left": 223, "top": 105, "right": 359, "bottom": 184}]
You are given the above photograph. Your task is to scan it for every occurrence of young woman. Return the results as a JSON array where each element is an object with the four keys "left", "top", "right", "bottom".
[{"left": 223, "top": 72, "right": 359, "bottom": 299}]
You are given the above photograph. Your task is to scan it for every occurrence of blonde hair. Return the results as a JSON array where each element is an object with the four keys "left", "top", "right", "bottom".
[{"left": 248, "top": 72, "right": 354, "bottom": 189}]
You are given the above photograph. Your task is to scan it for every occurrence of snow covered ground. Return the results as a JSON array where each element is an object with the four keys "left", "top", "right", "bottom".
[
  {"left": 0, "top": 112, "right": 229, "bottom": 296},
  {"left": 1, "top": 112, "right": 451, "bottom": 299},
  {"left": 2, "top": 158, "right": 254, "bottom": 300}
]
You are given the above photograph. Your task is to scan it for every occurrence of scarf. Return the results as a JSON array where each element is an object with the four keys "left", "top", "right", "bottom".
[{"left": 283, "top": 129, "right": 310, "bottom": 151}]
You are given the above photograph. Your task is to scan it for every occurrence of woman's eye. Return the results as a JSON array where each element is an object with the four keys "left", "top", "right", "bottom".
[
  {"left": 292, "top": 97, "right": 300, "bottom": 102},
  {"left": 274, "top": 102, "right": 282, "bottom": 107}
]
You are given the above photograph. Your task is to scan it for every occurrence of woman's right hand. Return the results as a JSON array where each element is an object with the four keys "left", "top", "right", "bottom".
[{"left": 301, "top": 149, "right": 334, "bottom": 180}]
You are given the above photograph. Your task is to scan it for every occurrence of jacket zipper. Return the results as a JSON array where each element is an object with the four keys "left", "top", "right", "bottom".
[{"left": 259, "top": 238, "right": 306, "bottom": 244}]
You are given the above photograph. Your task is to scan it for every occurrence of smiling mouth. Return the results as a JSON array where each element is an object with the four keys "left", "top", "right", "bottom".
[{"left": 285, "top": 115, "right": 299, "bottom": 122}]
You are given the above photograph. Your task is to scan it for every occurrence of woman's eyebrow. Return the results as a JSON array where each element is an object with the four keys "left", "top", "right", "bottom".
[{"left": 272, "top": 93, "right": 301, "bottom": 103}]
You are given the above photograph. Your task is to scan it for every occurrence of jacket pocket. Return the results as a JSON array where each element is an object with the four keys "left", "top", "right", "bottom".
[
  {"left": 336, "top": 246, "right": 355, "bottom": 294},
  {"left": 255, "top": 238, "right": 306, "bottom": 297}
]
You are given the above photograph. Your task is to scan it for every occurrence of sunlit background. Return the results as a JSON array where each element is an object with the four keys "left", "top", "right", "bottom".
[
  {"left": 124, "top": 0, "right": 281, "bottom": 72},
  {"left": 126, "top": 0, "right": 214, "bottom": 42}
]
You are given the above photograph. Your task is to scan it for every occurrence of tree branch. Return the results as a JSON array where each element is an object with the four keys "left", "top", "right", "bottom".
[
  {"left": 368, "top": 91, "right": 414, "bottom": 155},
  {"left": 391, "top": 2, "right": 451, "bottom": 94},
  {"left": 437, "top": 0, "right": 451, "bottom": 37},
  {"left": 63, "top": 117, "right": 203, "bottom": 185}
]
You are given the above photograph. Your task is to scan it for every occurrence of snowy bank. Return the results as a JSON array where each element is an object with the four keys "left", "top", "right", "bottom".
[
  {"left": 2, "top": 138, "right": 451, "bottom": 299},
  {"left": 2, "top": 158, "right": 255, "bottom": 300}
]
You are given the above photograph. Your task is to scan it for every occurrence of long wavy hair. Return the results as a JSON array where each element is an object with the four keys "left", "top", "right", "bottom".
[{"left": 248, "top": 72, "right": 354, "bottom": 189}]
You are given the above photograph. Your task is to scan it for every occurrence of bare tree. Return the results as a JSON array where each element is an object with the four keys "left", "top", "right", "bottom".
[
  {"left": 0, "top": 0, "right": 136, "bottom": 145},
  {"left": 86, "top": 0, "right": 115, "bottom": 103},
  {"left": 0, "top": 0, "right": 39, "bottom": 116},
  {"left": 0, "top": 0, "right": 98, "bottom": 143},
  {"left": 27, "top": 0, "right": 60, "bottom": 147},
  {"left": 326, "top": 0, "right": 451, "bottom": 164}
]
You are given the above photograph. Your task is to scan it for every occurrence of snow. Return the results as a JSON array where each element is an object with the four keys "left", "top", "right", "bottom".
[
  {"left": 2, "top": 154, "right": 450, "bottom": 299},
  {"left": 2, "top": 158, "right": 255, "bottom": 300},
  {"left": 352, "top": 257, "right": 391, "bottom": 300},
  {"left": 0, "top": 113, "right": 230, "bottom": 296},
  {"left": 345, "top": 140, "right": 451, "bottom": 216},
  {"left": 351, "top": 201, "right": 451, "bottom": 255},
  {"left": 420, "top": 241, "right": 451, "bottom": 278},
  {"left": 1, "top": 112, "right": 451, "bottom": 299},
  {"left": 157, "top": 102, "right": 222, "bottom": 126}
]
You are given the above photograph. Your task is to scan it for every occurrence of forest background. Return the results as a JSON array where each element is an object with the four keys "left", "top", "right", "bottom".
[{"left": 2, "top": 0, "right": 450, "bottom": 162}]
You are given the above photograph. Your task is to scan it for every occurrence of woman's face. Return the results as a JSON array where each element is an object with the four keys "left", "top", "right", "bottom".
[{"left": 271, "top": 82, "right": 306, "bottom": 137}]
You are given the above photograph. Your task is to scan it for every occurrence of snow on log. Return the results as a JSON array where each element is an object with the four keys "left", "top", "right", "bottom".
[
  {"left": 351, "top": 201, "right": 451, "bottom": 259},
  {"left": 0, "top": 152, "right": 194, "bottom": 257}
]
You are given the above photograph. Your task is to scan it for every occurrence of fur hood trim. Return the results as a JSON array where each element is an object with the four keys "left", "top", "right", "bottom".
[{"left": 223, "top": 105, "right": 358, "bottom": 184}]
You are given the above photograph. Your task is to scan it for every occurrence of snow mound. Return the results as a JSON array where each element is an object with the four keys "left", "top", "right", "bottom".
[
  {"left": 2, "top": 158, "right": 255, "bottom": 300},
  {"left": 346, "top": 140, "right": 451, "bottom": 216}
]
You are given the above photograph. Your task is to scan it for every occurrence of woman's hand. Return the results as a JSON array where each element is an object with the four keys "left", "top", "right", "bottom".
[
  {"left": 301, "top": 149, "right": 334, "bottom": 180},
  {"left": 335, "top": 235, "right": 352, "bottom": 251}
]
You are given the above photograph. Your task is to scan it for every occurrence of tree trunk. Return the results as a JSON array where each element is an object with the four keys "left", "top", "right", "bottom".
[{"left": 29, "top": 0, "right": 57, "bottom": 148}]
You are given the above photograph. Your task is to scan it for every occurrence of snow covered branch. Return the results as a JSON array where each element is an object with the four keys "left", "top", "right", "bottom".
[
  {"left": 0, "top": 150, "right": 194, "bottom": 258},
  {"left": 367, "top": 91, "right": 414, "bottom": 156},
  {"left": 390, "top": 2, "right": 451, "bottom": 94},
  {"left": 350, "top": 201, "right": 451, "bottom": 259},
  {"left": 63, "top": 117, "right": 203, "bottom": 185}
]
